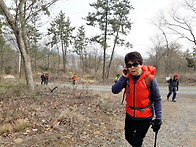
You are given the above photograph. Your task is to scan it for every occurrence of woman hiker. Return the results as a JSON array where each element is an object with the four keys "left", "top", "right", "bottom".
[{"left": 112, "top": 51, "right": 162, "bottom": 147}]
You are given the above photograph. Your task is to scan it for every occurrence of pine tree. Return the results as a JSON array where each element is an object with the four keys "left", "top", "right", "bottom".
[{"left": 86, "top": 0, "right": 133, "bottom": 79}]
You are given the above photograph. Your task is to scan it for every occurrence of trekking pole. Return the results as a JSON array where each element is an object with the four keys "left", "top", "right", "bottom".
[{"left": 154, "top": 131, "right": 158, "bottom": 147}]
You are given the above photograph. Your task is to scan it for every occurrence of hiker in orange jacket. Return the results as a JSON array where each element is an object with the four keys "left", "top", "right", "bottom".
[
  {"left": 112, "top": 51, "right": 162, "bottom": 147},
  {"left": 72, "top": 74, "right": 77, "bottom": 85}
]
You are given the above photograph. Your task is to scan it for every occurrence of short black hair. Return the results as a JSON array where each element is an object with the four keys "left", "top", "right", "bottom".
[{"left": 124, "top": 51, "right": 143, "bottom": 65}]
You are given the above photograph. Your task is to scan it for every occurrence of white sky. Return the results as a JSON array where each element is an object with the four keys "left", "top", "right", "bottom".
[{"left": 46, "top": 0, "right": 178, "bottom": 58}]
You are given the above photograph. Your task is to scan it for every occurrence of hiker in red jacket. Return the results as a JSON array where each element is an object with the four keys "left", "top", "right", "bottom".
[
  {"left": 167, "top": 74, "right": 179, "bottom": 102},
  {"left": 44, "top": 73, "right": 49, "bottom": 85},
  {"left": 112, "top": 51, "right": 162, "bottom": 147}
]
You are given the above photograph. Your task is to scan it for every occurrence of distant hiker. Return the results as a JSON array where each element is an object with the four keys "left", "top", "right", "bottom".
[
  {"left": 112, "top": 51, "right": 162, "bottom": 147},
  {"left": 44, "top": 73, "right": 49, "bottom": 85},
  {"left": 72, "top": 74, "right": 77, "bottom": 85},
  {"left": 167, "top": 74, "right": 179, "bottom": 102},
  {"left": 41, "top": 72, "right": 45, "bottom": 84},
  {"left": 114, "top": 74, "right": 120, "bottom": 83}
]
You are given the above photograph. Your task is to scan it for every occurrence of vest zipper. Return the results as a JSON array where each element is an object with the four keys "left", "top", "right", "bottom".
[{"left": 133, "top": 83, "right": 136, "bottom": 117}]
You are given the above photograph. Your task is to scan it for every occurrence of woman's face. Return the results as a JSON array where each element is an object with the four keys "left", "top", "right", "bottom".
[{"left": 127, "top": 61, "right": 142, "bottom": 76}]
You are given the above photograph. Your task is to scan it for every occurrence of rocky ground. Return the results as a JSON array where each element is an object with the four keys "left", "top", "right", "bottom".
[{"left": 0, "top": 82, "right": 195, "bottom": 147}]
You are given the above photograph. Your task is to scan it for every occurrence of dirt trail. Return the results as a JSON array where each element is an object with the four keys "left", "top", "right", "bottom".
[{"left": 39, "top": 82, "right": 196, "bottom": 95}]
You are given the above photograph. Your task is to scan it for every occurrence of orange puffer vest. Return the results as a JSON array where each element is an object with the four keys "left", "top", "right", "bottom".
[{"left": 125, "top": 66, "right": 156, "bottom": 118}]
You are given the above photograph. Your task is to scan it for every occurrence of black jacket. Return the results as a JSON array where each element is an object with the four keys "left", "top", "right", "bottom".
[{"left": 167, "top": 77, "right": 179, "bottom": 91}]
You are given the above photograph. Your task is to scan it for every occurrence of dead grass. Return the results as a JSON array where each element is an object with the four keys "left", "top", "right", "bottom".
[{"left": 0, "top": 81, "right": 124, "bottom": 146}]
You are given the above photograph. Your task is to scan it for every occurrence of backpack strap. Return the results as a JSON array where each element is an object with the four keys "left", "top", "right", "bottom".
[
  {"left": 121, "top": 80, "right": 129, "bottom": 105},
  {"left": 121, "top": 90, "right": 126, "bottom": 105},
  {"left": 145, "top": 74, "right": 153, "bottom": 93}
]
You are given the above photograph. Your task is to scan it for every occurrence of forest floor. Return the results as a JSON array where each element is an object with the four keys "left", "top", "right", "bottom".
[{"left": 0, "top": 78, "right": 196, "bottom": 147}]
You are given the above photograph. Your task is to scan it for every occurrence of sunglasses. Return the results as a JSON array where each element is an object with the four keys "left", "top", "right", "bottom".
[{"left": 126, "top": 62, "right": 139, "bottom": 68}]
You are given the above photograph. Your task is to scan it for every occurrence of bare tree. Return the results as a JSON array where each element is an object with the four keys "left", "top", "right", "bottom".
[
  {"left": 0, "top": 0, "right": 58, "bottom": 91},
  {"left": 147, "top": 34, "right": 165, "bottom": 74},
  {"left": 159, "top": 0, "right": 196, "bottom": 46},
  {"left": 152, "top": 16, "right": 172, "bottom": 76}
]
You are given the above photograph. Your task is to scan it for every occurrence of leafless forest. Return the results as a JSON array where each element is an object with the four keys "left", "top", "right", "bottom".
[{"left": 0, "top": 0, "right": 196, "bottom": 91}]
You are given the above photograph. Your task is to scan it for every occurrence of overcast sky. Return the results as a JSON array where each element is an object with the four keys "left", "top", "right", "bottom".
[{"left": 45, "top": 0, "right": 177, "bottom": 58}]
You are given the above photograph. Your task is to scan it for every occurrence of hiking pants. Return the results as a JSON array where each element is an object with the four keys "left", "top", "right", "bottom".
[
  {"left": 167, "top": 87, "right": 177, "bottom": 101},
  {"left": 73, "top": 80, "right": 76, "bottom": 85},
  {"left": 44, "top": 79, "right": 48, "bottom": 85},
  {"left": 125, "top": 113, "right": 151, "bottom": 147},
  {"left": 41, "top": 79, "right": 44, "bottom": 84}
]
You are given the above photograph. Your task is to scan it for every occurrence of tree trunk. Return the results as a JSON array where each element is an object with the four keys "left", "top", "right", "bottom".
[
  {"left": 163, "top": 32, "right": 170, "bottom": 76},
  {"left": 16, "top": 31, "right": 34, "bottom": 91},
  {"left": 0, "top": 43, "right": 3, "bottom": 74},
  {"left": 47, "top": 52, "right": 50, "bottom": 70},
  {"left": 106, "top": 29, "right": 119, "bottom": 78},
  {"left": 64, "top": 47, "right": 67, "bottom": 73},
  {"left": 0, "top": 0, "right": 34, "bottom": 91},
  {"left": 61, "top": 41, "right": 66, "bottom": 73},
  {"left": 102, "top": 0, "right": 108, "bottom": 80},
  {"left": 57, "top": 45, "right": 60, "bottom": 72}
]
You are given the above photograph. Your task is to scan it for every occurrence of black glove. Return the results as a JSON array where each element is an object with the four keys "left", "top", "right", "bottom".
[{"left": 151, "top": 119, "right": 162, "bottom": 132}]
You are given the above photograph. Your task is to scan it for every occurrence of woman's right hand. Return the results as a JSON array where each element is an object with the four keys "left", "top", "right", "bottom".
[{"left": 122, "top": 66, "right": 128, "bottom": 78}]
